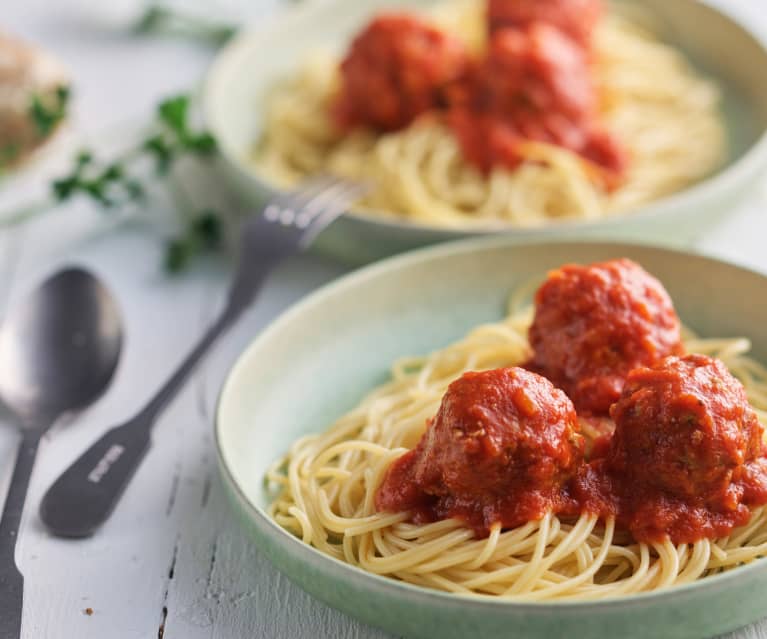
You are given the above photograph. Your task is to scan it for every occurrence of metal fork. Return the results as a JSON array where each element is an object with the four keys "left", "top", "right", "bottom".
[{"left": 38, "top": 176, "right": 365, "bottom": 539}]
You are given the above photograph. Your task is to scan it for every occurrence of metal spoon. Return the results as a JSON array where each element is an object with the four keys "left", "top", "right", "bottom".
[{"left": 0, "top": 267, "right": 122, "bottom": 638}]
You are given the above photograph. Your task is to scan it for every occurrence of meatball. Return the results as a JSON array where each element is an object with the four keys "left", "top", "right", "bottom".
[
  {"left": 332, "top": 14, "right": 469, "bottom": 132},
  {"left": 376, "top": 367, "right": 584, "bottom": 535},
  {"left": 573, "top": 353, "right": 767, "bottom": 543},
  {"left": 608, "top": 355, "right": 763, "bottom": 505},
  {"left": 479, "top": 23, "right": 594, "bottom": 120},
  {"left": 488, "top": 0, "right": 604, "bottom": 49},
  {"left": 447, "top": 25, "right": 625, "bottom": 179},
  {"left": 527, "top": 259, "right": 684, "bottom": 415}
]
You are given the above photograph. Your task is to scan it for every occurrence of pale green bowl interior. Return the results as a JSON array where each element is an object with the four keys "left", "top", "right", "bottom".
[
  {"left": 203, "top": 0, "right": 767, "bottom": 263},
  {"left": 216, "top": 239, "right": 767, "bottom": 639}
]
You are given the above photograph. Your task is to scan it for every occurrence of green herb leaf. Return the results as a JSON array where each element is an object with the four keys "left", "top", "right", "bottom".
[
  {"left": 156, "top": 93, "right": 217, "bottom": 157},
  {"left": 52, "top": 176, "right": 78, "bottom": 201},
  {"left": 158, "top": 95, "right": 190, "bottom": 137},
  {"left": 164, "top": 238, "right": 191, "bottom": 273},
  {"left": 29, "top": 84, "right": 70, "bottom": 137},
  {"left": 134, "top": 6, "right": 236, "bottom": 46},
  {"left": 185, "top": 132, "right": 217, "bottom": 155},
  {"left": 164, "top": 209, "right": 223, "bottom": 273},
  {"left": 193, "top": 209, "right": 223, "bottom": 247},
  {"left": 142, "top": 134, "right": 175, "bottom": 174},
  {"left": 125, "top": 179, "right": 145, "bottom": 200},
  {"left": 76, "top": 150, "right": 93, "bottom": 167}
]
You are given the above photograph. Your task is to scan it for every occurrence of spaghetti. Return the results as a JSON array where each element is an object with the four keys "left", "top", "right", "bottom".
[
  {"left": 266, "top": 269, "right": 767, "bottom": 601},
  {"left": 252, "top": 0, "right": 726, "bottom": 228}
]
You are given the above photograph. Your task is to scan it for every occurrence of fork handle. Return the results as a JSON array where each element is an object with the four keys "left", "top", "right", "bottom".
[
  {"left": 39, "top": 421, "right": 152, "bottom": 538},
  {"left": 135, "top": 304, "right": 238, "bottom": 423},
  {"left": 39, "top": 263, "right": 276, "bottom": 538}
]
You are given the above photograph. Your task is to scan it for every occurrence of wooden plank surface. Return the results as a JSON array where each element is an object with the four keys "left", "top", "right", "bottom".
[{"left": 3, "top": 189, "right": 767, "bottom": 639}]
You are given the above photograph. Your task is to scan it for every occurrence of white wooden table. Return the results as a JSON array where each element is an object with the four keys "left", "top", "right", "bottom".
[{"left": 2, "top": 0, "right": 767, "bottom": 637}]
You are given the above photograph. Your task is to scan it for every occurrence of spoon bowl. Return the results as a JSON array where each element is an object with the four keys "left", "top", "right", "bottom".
[{"left": 0, "top": 268, "right": 123, "bottom": 424}]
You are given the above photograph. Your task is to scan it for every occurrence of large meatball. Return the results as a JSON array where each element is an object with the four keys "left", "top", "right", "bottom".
[
  {"left": 527, "top": 259, "right": 684, "bottom": 415},
  {"left": 332, "top": 14, "right": 469, "bottom": 132},
  {"left": 376, "top": 367, "right": 584, "bottom": 535},
  {"left": 479, "top": 23, "right": 594, "bottom": 120},
  {"left": 488, "top": 0, "right": 604, "bottom": 49},
  {"left": 573, "top": 353, "right": 767, "bottom": 543},
  {"left": 608, "top": 355, "right": 763, "bottom": 504},
  {"left": 447, "top": 25, "right": 626, "bottom": 178}
]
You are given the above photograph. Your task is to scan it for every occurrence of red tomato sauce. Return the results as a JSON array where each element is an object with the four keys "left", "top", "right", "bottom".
[
  {"left": 375, "top": 261, "right": 767, "bottom": 545},
  {"left": 488, "top": 0, "right": 604, "bottom": 49},
  {"left": 375, "top": 368, "right": 584, "bottom": 536},
  {"left": 332, "top": 15, "right": 470, "bottom": 132},
  {"left": 527, "top": 259, "right": 684, "bottom": 416},
  {"left": 573, "top": 355, "right": 767, "bottom": 544},
  {"left": 446, "top": 23, "right": 627, "bottom": 182},
  {"left": 331, "top": 2, "right": 628, "bottom": 184}
]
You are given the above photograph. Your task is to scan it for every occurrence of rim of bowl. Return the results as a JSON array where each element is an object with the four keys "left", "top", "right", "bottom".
[
  {"left": 202, "top": 0, "right": 767, "bottom": 237},
  {"left": 215, "top": 235, "right": 767, "bottom": 612}
]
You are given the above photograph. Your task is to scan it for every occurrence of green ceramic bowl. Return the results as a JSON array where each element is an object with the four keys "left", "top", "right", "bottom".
[
  {"left": 203, "top": 0, "right": 767, "bottom": 264},
  {"left": 216, "top": 238, "right": 767, "bottom": 639}
]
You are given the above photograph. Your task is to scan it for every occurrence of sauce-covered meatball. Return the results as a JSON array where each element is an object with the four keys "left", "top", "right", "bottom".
[
  {"left": 332, "top": 14, "right": 469, "bottom": 132},
  {"left": 610, "top": 355, "right": 763, "bottom": 500},
  {"left": 477, "top": 24, "right": 594, "bottom": 120},
  {"left": 527, "top": 259, "right": 683, "bottom": 415},
  {"left": 376, "top": 367, "right": 584, "bottom": 536},
  {"left": 447, "top": 25, "right": 626, "bottom": 179},
  {"left": 488, "top": 0, "right": 603, "bottom": 49},
  {"left": 576, "top": 354, "right": 767, "bottom": 543}
]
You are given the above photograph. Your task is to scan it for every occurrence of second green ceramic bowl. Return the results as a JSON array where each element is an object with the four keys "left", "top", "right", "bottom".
[{"left": 204, "top": 0, "right": 767, "bottom": 264}]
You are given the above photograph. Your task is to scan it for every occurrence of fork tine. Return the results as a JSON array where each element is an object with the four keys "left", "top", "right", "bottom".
[
  {"left": 295, "top": 178, "right": 363, "bottom": 226},
  {"left": 298, "top": 179, "right": 368, "bottom": 247},
  {"left": 262, "top": 176, "right": 345, "bottom": 223},
  {"left": 286, "top": 175, "right": 346, "bottom": 207}
]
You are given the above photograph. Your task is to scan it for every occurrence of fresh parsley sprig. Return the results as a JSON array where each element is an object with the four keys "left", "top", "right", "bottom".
[
  {"left": 165, "top": 209, "right": 223, "bottom": 273},
  {"left": 1, "top": 92, "right": 225, "bottom": 272},
  {"left": 51, "top": 150, "right": 144, "bottom": 207},
  {"left": 135, "top": 6, "right": 236, "bottom": 47}
]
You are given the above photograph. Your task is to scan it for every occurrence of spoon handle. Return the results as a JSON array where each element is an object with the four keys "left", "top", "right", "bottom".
[
  {"left": 0, "top": 564, "right": 23, "bottom": 639},
  {"left": 0, "top": 432, "right": 43, "bottom": 638}
]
